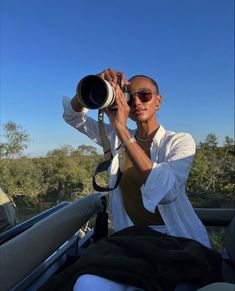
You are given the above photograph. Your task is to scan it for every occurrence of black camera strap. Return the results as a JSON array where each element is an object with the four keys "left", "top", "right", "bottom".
[
  {"left": 92, "top": 110, "right": 122, "bottom": 192},
  {"left": 98, "top": 109, "right": 112, "bottom": 161}
]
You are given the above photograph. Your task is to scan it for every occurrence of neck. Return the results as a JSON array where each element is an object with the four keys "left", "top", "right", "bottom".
[{"left": 136, "top": 122, "right": 160, "bottom": 141}]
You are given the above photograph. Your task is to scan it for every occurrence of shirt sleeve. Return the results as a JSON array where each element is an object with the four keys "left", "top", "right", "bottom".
[
  {"left": 62, "top": 96, "right": 103, "bottom": 146},
  {"left": 141, "top": 133, "right": 196, "bottom": 213}
]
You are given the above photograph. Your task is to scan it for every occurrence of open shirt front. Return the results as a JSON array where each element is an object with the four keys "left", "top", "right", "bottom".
[{"left": 63, "top": 96, "right": 210, "bottom": 247}]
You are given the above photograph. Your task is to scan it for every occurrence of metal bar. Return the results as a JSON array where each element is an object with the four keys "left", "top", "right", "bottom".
[
  {"left": 0, "top": 202, "right": 70, "bottom": 245},
  {"left": 0, "top": 193, "right": 103, "bottom": 291},
  {"left": 195, "top": 208, "right": 235, "bottom": 226}
]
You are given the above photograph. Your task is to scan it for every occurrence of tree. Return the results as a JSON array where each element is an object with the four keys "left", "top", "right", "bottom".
[
  {"left": 0, "top": 157, "right": 43, "bottom": 199},
  {"left": 77, "top": 145, "right": 98, "bottom": 156},
  {"left": 47, "top": 145, "right": 74, "bottom": 157},
  {"left": 224, "top": 136, "right": 234, "bottom": 147},
  {"left": 0, "top": 121, "right": 30, "bottom": 158},
  {"left": 0, "top": 144, "right": 4, "bottom": 158},
  {"left": 198, "top": 133, "right": 220, "bottom": 191},
  {"left": 200, "top": 132, "right": 218, "bottom": 148},
  {"left": 188, "top": 133, "right": 235, "bottom": 195}
]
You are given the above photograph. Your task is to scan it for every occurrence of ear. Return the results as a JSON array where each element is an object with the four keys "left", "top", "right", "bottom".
[{"left": 156, "top": 94, "right": 162, "bottom": 109}]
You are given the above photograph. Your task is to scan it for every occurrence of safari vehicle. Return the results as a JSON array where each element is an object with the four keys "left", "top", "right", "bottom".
[{"left": 0, "top": 193, "right": 234, "bottom": 291}]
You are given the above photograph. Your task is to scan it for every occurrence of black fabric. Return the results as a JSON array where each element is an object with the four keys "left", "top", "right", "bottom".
[
  {"left": 92, "top": 211, "right": 108, "bottom": 242},
  {"left": 92, "top": 160, "right": 123, "bottom": 192},
  {"left": 40, "top": 226, "right": 224, "bottom": 291}
]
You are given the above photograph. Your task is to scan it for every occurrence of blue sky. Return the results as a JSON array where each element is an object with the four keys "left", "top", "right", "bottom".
[{"left": 1, "top": 0, "right": 234, "bottom": 157}]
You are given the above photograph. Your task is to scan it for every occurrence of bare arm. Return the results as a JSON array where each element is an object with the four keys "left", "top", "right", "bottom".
[
  {"left": 103, "top": 81, "right": 153, "bottom": 185},
  {"left": 71, "top": 95, "right": 84, "bottom": 112}
]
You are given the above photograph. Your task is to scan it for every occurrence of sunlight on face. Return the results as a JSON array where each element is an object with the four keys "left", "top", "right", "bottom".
[{"left": 128, "top": 77, "right": 161, "bottom": 123}]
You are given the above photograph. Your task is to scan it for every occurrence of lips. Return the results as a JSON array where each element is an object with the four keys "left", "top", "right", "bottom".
[{"left": 132, "top": 108, "right": 146, "bottom": 115}]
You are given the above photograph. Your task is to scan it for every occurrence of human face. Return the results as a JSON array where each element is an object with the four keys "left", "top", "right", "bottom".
[{"left": 127, "top": 77, "right": 161, "bottom": 122}]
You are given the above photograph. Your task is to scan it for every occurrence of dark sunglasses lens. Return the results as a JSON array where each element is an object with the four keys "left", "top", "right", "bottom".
[
  {"left": 139, "top": 92, "right": 152, "bottom": 102},
  {"left": 125, "top": 92, "right": 133, "bottom": 106}
]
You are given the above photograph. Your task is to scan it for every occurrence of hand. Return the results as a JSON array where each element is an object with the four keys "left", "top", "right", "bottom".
[
  {"left": 97, "top": 68, "right": 128, "bottom": 88},
  {"left": 103, "top": 81, "right": 130, "bottom": 137}
]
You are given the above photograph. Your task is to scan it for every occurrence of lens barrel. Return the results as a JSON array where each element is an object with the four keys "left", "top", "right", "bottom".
[
  {"left": 77, "top": 75, "right": 131, "bottom": 110},
  {"left": 76, "top": 75, "right": 116, "bottom": 109}
]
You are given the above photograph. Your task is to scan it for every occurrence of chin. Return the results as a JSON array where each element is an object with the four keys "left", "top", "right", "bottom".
[{"left": 130, "top": 115, "right": 148, "bottom": 122}]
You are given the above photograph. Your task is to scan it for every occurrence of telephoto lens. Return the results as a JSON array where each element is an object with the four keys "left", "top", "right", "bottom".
[
  {"left": 76, "top": 75, "right": 131, "bottom": 110},
  {"left": 76, "top": 75, "right": 116, "bottom": 109}
]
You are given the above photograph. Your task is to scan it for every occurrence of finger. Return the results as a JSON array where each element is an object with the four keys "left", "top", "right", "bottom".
[
  {"left": 103, "top": 69, "right": 126, "bottom": 85},
  {"left": 114, "top": 86, "right": 127, "bottom": 107},
  {"left": 105, "top": 69, "right": 119, "bottom": 84},
  {"left": 124, "top": 80, "right": 130, "bottom": 87},
  {"left": 96, "top": 69, "right": 112, "bottom": 82},
  {"left": 110, "top": 81, "right": 120, "bottom": 91},
  {"left": 118, "top": 72, "right": 126, "bottom": 88},
  {"left": 96, "top": 70, "right": 105, "bottom": 79},
  {"left": 111, "top": 71, "right": 126, "bottom": 87},
  {"left": 103, "top": 69, "right": 114, "bottom": 82},
  {"left": 109, "top": 81, "right": 129, "bottom": 111}
]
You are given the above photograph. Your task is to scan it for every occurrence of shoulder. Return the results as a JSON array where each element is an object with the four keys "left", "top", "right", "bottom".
[
  {"left": 0, "top": 188, "right": 10, "bottom": 204},
  {"left": 169, "top": 131, "right": 195, "bottom": 143},
  {"left": 158, "top": 126, "right": 195, "bottom": 143},
  {"left": 157, "top": 126, "right": 196, "bottom": 151}
]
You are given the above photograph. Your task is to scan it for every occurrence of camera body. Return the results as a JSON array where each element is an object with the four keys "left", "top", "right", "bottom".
[{"left": 76, "top": 75, "right": 131, "bottom": 110}]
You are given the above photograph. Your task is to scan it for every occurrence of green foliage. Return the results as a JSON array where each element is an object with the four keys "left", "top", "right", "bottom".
[
  {"left": 47, "top": 144, "right": 74, "bottom": 157},
  {"left": 187, "top": 133, "right": 235, "bottom": 208},
  {"left": 0, "top": 144, "right": 105, "bottom": 203},
  {"left": 77, "top": 145, "right": 99, "bottom": 156},
  {"left": 0, "top": 126, "right": 234, "bottom": 211},
  {"left": 187, "top": 150, "right": 209, "bottom": 193},
  {"left": 207, "top": 227, "right": 227, "bottom": 253},
  {"left": 200, "top": 132, "right": 218, "bottom": 148},
  {"left": 0, "top": 157, "right": 43, "bottom": 200},
  {"left": 0, "top": 121, "right": 30, "bottom": 158}
]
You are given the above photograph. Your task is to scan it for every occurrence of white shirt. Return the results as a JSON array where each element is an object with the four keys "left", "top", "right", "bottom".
[{"left": 63, "top": 96, "right": 211, "bottom": 247}]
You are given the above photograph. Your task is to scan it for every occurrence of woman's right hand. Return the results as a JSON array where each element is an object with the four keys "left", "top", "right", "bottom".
[
  {"left": 97, "top": 68, "right": 128, "bottom": 88},
  {"left": 71, "top": 68, "right": 128, "bottom": 112}
]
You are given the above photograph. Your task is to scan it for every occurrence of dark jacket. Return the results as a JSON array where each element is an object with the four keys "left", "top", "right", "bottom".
[{"left": 40, "top": 226, "right": 223, "bottom": 291}]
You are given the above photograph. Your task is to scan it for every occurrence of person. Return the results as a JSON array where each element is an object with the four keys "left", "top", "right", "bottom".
[
  {"left": 62, "top": 68, "right": 212, "bottom": 290},
  {"left": 0, "top": 187, "right": 16, "bottom": 233}
]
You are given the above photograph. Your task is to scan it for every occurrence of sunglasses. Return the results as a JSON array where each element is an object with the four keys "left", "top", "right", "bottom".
[{"left": 124, "top": 90, "right": 158, "bottom": 106}]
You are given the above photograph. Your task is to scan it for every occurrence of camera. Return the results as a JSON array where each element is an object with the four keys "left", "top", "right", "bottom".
[{"left": 76, "top": 75, "right": 131, "bottom": 110}]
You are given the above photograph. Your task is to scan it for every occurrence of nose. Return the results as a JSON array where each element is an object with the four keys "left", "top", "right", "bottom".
[{"left": 131, "top": 94, "right": 142, "bottom": 106}]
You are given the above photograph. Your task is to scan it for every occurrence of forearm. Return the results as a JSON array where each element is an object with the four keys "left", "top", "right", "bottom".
[{"left": 71, "top": 95, "right": 84, "bottom": 112}]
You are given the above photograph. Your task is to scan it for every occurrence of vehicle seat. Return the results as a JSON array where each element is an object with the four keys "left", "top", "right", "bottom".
[
  {"left": 225, "top": 216, "right": 235, "bottom": 265},
  {"left": 223, "top": 216, "right": 235, "bottom": 284}
]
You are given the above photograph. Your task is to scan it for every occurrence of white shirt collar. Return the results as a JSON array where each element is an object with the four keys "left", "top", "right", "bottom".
[{"left": 152, "top": 125, "right": 166, "bottom": 148}]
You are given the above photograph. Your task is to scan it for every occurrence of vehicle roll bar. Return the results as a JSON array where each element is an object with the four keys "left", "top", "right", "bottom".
[{"left": 0, "top": 193, "right": 104, "bottom": 291}]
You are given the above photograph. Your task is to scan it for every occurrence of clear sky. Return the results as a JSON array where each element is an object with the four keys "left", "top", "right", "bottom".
[{"left": 1, "top": 0, "right": 234, "bottom": 157}]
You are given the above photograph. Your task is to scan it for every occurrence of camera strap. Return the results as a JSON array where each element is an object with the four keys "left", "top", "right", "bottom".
[
  {"left": 98, "top": 109, "right": 112, "bottom": 161},
  {"left": 92, "top": 110, "right": 122, "bottom": 192}
]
